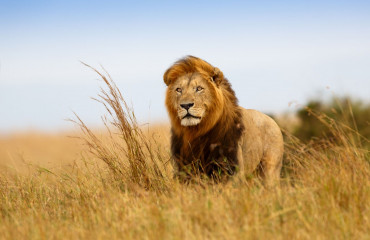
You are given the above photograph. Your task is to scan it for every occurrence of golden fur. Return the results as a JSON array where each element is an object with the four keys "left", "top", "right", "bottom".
[{"left": 164, "top": 56, "right": 284, "bottom": 185}]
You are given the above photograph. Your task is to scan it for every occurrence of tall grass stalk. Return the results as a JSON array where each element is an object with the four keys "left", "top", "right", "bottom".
[{"left": 72, "top": 64, "right": 170, "bottom": 192}]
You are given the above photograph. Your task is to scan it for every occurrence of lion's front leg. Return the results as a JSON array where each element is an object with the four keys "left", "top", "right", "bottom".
[{"left": 171, "top": 156, "right": 197, "bottom": 183}]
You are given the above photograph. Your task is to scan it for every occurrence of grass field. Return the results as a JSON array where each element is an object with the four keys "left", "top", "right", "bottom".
[{"left": 0, "top": 70, "right": 369, "bottom": 239}]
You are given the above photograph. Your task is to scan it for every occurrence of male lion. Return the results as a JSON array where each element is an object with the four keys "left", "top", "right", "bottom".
[{"left": 164, "top": 56, "right": 283, "bottom": 186}]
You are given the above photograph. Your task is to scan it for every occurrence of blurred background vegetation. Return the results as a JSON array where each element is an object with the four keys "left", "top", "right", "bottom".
[
  {"left": 274, "top": 97, "right": 370, "bottom": 147},
  {"left": 294, "top": 98, "right": 370, "bottom": 142}
]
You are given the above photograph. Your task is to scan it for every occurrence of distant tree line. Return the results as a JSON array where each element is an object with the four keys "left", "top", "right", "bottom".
[{"left": 293, "top": 97, "right": 370, "bottom": 143}]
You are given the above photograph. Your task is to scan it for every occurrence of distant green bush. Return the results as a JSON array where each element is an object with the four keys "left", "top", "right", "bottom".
[{"left": 293, "top": 97, "right": 370, "bottom": 143}]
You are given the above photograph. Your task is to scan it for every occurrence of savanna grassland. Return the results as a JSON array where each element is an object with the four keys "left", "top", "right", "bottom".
[{"left": 0, "top": 69, "right": 369, "bottom": 240}]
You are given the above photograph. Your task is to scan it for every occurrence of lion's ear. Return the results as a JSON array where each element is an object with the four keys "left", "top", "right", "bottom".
[{"left": 211, "top": 67, "right": 224, "bottom": 86}]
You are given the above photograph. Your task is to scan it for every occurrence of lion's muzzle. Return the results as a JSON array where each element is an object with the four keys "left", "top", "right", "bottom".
[{"left": 178, "top": 104, "right": 203, "bottom": 126}]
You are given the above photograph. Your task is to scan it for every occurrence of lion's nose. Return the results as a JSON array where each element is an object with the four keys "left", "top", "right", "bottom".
[{"left": 180, "top": 103, "right": 194, "bottom": 110}]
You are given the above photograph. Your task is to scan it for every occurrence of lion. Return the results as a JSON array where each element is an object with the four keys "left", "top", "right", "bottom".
[{"left": 163, "top": 56, "right": 284, "bottom": 186}]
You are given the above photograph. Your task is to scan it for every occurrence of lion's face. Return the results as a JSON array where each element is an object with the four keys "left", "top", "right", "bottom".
[
  {"left": 164, "top": 56, "right": 226, "bottom": 134},
  {"left": 167, "top": 72, "right": 214, "bottom": 127}
]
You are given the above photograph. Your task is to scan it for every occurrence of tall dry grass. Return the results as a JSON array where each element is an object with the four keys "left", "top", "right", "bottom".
[
  {"left": 72, "top": 63, "right": 172, "bottom": 192},
  {"left": 0, "top": 67, "right": 369, "bottom": 239}
]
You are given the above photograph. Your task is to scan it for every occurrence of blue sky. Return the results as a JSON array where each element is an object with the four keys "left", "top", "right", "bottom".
[{"left": 1, "top": 0, "right": 370, "bottom": 132}]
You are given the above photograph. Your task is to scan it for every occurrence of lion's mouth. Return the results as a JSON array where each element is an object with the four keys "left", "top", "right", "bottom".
[{"left": 182, "top": 113, "right": 201, "bottom": 119}]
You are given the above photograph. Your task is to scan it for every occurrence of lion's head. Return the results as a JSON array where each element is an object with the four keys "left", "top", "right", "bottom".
[{"left": 164, "top": 56, "right": 238, "bottom": 138}]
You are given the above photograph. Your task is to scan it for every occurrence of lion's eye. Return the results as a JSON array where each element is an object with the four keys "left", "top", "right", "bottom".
[
  {"left": 176, "top": 88, "right": 182, "bottom": 93},
  {"left": 196, "top": 86, "right": 204, "bottom": 92}
]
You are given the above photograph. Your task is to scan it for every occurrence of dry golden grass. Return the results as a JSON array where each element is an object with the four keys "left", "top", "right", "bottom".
[
  {"left": 0, "top": 131, "right": 82, "bottom": 174},
  {"left": 0, "top": 67, "right": 369, "bottom": 239}
]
